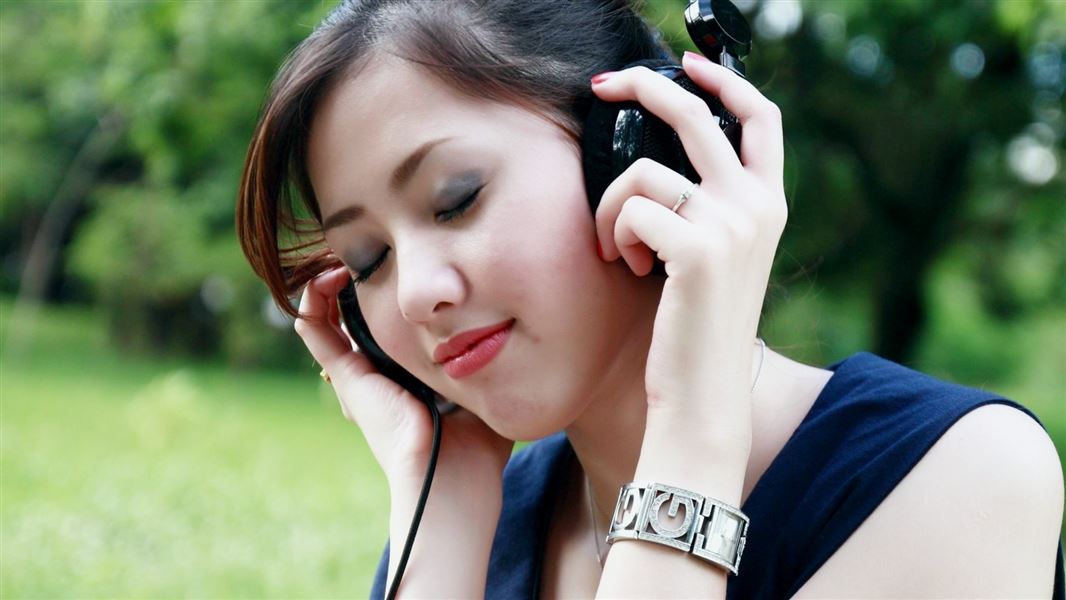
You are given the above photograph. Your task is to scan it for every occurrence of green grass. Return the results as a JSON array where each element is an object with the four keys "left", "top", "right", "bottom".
[
  {"left": 3, "top": 296, "right": 1063, "bottom": 597},
  {"left": 2, "top": 300, "right": 390, "bottom": 598}
]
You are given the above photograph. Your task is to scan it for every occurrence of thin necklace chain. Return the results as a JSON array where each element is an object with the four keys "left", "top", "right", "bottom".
[
  {"left": 584, "top": 338, "right": 767, "bottom": 570},
  {"left": 753, "top": 337, "right": 766, "bottom": 392},
  {"left": 585, "top": 473, "right": 607, "bottom": 568}
]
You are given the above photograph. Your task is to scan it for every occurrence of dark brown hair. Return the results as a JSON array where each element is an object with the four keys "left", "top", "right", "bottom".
[{"left": 236, "top": 0, "right": 674, "bottom": 317}]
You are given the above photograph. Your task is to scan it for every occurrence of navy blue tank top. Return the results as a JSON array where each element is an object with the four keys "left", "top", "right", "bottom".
[{"left": 371, "top": 351, "right": 1065, "bottom": 598}]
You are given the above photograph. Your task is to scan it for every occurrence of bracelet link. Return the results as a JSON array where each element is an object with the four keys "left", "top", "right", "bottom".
[
  {"left": 607, "top": 481, "right": 749, "bottom": 575},
  {"left": 693, "top": 498, "right": 749, "bottom": 574}
]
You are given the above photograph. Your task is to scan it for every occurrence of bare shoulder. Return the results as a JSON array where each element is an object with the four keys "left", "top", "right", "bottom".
[{"left": 794, "top": 402, "right": 1064, "bottom": 599}]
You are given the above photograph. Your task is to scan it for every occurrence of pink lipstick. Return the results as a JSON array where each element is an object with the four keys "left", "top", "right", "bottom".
[{"left": 436, "top": 320, "right": 514, "bottom": 379}]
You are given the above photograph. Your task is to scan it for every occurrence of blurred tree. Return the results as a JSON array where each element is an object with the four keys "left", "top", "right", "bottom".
[
  {"left": 2, "top": 0, "right": 331, "bottom": 365},
  {"left": 1, "top": 0, "right": 1062, "bottom": 370},
  {"left": 650, "top": 0, "right": 1064, "bottom": 362}
]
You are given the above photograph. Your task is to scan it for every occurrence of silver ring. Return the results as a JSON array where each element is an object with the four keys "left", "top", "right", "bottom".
[{"left": 671, "top": 183, "right": 698, "bottom": 213}]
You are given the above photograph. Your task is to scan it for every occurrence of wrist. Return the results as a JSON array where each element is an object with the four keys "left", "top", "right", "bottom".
[
  {"left": 635, "top": 427, "right": 750, "bottom": 508},
  {"left": 387, "top": 476, "right": 503, "bottom": 565},
  {"left": 389, "top": 470, "right": 504, "bottom": 513},
  {"left": 605, "top": 481, "right": 750, "bottom": 578},
  {"left": 642, "top": 410, "right": 752, "bottom": 461},
  {"left": 388, "top": 451, "right": 508, "bottom": 495},
  {"left": 385, "top": 476, "right": 501, "bottom": 597},
  {"left": 632, "top": 460, "right": 746, "bottom": 508}
]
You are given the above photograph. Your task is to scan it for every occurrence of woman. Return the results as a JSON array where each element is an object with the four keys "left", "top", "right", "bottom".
[{"left": 236, "top": 0, "right": 1064, "bottom": 597}]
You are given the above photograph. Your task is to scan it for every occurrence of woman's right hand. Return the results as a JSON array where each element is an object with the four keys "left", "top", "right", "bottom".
[{"left": 294, "top": 266, "right": 515, "bottom": 490}]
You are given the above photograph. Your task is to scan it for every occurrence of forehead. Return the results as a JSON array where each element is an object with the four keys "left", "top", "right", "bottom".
[
  {"left": 308, "top": 55, "right": 449, "bottom": 193},
  {"left": 306, "top": 54, "right": 535, "bottom": 210}
]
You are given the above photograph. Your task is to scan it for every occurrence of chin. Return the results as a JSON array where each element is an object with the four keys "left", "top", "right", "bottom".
[{"left": 474, "top": 392, "right": 586, "bottom": 443}]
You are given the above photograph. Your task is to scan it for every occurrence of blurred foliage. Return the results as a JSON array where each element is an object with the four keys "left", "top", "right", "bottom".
[
  {"left": 1, "top": 0, "right": 1063, "bottom": 375},
  {"left": 2, "top": 0, "right": 334, "bottom": 366},
  {"left": 648, "top": 0, "right": 1065, "bottom": 364},
  {"left": 2, "top": 298, "right": 389, "bottom": 596},
  {"left": 2, "top": 291, "right": 1063, "bottom": 596},
  {"left": 1, "top": 1, "right": 1063, "bottom": 596}
]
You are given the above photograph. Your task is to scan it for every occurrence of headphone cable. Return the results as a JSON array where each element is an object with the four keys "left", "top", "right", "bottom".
[{"left": 385, "top": 389, "right": 441, "bottom": 600}]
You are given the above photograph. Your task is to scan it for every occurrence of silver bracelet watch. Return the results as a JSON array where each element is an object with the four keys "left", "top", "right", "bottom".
[{"left": 606, "top": 481, "right": 749, "bottom": 575}]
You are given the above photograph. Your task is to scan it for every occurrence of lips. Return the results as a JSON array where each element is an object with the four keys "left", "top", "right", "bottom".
[{"left": 433, "top": 319, "right": 515, "bottom": 364}]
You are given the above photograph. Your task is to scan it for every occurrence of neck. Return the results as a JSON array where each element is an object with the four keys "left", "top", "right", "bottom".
[{"left": 565, "top": 331, "right": 833, "bottom": 538}]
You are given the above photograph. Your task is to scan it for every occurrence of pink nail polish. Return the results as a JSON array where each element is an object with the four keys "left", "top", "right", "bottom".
[
  {"left": 683, "top": 50, "right": 710, "bottom": 64},
  {"left": 591, "top": 71, "right": 616, "bottom": 85}
]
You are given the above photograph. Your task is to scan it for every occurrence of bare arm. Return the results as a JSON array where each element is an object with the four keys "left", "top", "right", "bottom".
[
  {"left": 385, "top": 472, "right": 503, "bottom": 598},
  {"left": 595, "top": 423, "right": 748, "bottom": 599},
  {"left": 292, "top": 269, "right": 513, "bottom": 598},
  {"left": 795, "top": 403, "right": 1064, "bottom": 598},
  {"left": 594, "top": 403, "right": 1064, "bottom": 599}
]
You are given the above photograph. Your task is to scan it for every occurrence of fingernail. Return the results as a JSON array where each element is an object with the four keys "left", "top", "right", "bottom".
[
  {"left": 591, "top": 71, "right": 616, "bottom": 85},
  {"left": 683, "top": 51, "right": 710, "bottom": 64}
]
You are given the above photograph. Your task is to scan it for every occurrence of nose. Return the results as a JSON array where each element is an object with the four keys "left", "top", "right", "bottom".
[{"left": 394, "top": 241, "right": 466, "bottom": 325}]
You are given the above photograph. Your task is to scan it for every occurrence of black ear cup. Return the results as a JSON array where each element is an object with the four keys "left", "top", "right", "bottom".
[{"left": 581, "top": 58, "right": 742, "bottom": 276}]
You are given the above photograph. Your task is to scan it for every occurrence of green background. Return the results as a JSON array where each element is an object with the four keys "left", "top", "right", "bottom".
[{"left": 3, "top": 0, "right": 1063, "bottom": 596}]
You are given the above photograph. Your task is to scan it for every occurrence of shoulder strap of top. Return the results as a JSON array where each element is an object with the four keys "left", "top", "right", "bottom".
[
  {"left": 729, "top": 352, "right": 1060, "bottom": 599},
  {"left": 371, "top": 354, "right": 1062, "bottom": 599},
  {"left": 487, "top": 432, "right": 574, "bottom": 598}
]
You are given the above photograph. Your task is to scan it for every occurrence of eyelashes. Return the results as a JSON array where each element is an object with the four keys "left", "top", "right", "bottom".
[
  {"left": 350, "top": 185, "right": 484, "bottom": 284},
  {"left": 436, "top": 184, "right": 482, "bottom": 224},
  {"left": 351, "top": 250, "right": 388, "bottom": 285}
]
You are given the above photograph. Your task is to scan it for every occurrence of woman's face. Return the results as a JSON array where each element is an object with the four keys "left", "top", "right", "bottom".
[{"left": 307, "top": 54, "right": 661, "bottom": 440}]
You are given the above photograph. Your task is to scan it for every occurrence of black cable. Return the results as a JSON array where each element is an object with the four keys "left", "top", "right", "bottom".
[{"left": 385, "top": 389, "right": 441, "bottom": 600}]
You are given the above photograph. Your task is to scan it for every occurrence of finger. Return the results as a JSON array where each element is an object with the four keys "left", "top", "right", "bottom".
[
  {"left": 295, "top": 266, "right": 367, "bottom": 375},
  {"left": 681, "top": 53, "right": 784, "bottom": 181},
  {"left": 595, "top": 157, "right": 701, "bottom": 261},
  {"left": 591, "top": 65, "right": 741, "bottom": 183},
  {"left": 325, "top": 291, "right": 355, "bottom": 351},
  {"left": 612, "top": 195, "right": 702, "bottom": 276}
]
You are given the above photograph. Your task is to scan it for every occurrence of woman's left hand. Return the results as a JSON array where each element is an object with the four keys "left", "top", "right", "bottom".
[{"left": 591, "top": 52, "right": 787, "bottom": 456}]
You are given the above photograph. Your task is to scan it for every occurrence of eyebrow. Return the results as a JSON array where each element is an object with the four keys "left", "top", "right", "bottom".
[{"left": 321, "top": 136, "right": 453, "bottom": 232}]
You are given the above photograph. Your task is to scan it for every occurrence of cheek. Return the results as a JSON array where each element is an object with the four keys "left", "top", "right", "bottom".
[
  {"left": 486, "top": 197, "right": 593, "bottom": 301},
  {"left": 477, "top": 183, "right": 601, "bottom": 356},
  {"left": 524, "top": 196, "right": 596, "bottom": 276},
  {"left": 353, "top": 292, "right": 410, "bottom": 363},
  {"left": 489, "top": 156, "right": 594, "bottom": 277}
]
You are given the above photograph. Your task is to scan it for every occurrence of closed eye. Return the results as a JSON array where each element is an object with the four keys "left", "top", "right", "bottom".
[
  {"left": 351, "top": 186, "right": 484, "bottom": 284},
  {"left": 351, "top": 249, "right": 388, "bottom": 284},
  {"left": 436, "top": 185, "right": 483, "bottom": 223}
]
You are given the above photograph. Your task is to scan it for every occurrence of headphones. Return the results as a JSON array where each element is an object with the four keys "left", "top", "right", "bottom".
[
  {"left": 582, "top": 0, "right": 751, "bottom": 275},
  {"left": 338, "top": 2, "right": 752, "bottom": 597}
]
